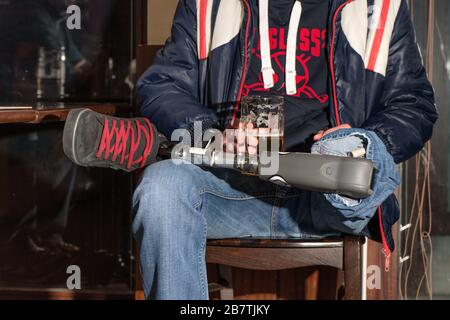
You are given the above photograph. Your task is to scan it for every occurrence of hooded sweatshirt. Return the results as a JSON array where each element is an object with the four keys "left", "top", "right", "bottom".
[{"left": 243, "top": 0, "right": 331, "bottom": 151}]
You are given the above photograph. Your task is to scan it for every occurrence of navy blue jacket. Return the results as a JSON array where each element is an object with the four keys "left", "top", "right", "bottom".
[{"left": 136, "top": 0, "right": 438, "bottom": 257}]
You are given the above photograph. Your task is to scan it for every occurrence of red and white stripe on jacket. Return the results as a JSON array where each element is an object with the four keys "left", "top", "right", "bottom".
[{"left": 196, "top": 0, "right": 402, "bottom": 77}]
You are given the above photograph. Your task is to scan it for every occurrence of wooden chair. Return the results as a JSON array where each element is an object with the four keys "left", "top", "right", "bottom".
[{"left": 206, "top": 236, "right": 365, "bottom": 300}]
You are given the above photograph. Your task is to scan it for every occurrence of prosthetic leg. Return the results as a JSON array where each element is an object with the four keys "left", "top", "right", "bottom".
[
  {"left": 62, "top": 109, "right": 374, "bottom": 199},
  {"left": 159, "top": 138, "right": 374, "bottom": 199}
]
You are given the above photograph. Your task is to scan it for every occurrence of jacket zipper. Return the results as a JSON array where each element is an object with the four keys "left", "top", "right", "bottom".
[
  {"left": 329, "top": 0, "right": 354, "bottom": 127},
  {"left": 378, "top": 207, "right": 392, "bottom": 272},
  {"left": 329, "top": 0, "right": 391, "bottom": 270},
  {"left": 231, "top": 0, "right": 252, "bottom": 127}
]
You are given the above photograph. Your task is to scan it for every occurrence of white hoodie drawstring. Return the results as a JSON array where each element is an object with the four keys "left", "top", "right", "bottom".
[
  {"left": 259, "top": 0, "right": 275, "bottom": 89},
  {"left": 285, "top": 1, "right": 302, "bottom": 95},
  {"left": 259, "top": 0, "right": 303, "bottom": 95}
]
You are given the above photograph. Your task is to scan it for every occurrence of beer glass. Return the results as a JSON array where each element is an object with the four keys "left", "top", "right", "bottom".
[{"left": 237, "top": 95, "right": 284, "bottom": 174}]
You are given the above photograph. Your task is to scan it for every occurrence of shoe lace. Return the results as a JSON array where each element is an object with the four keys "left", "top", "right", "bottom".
[{"left": 96, "top": 117, "right": 154, "bottom": 170}]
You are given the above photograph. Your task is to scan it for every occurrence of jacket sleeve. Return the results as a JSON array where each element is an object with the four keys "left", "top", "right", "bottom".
[
  {"left": 362, "top": 0, "right": 438, "bottom": 164},
  {"left": 136, "top": 0, "right": 219, "bottom": 139}
]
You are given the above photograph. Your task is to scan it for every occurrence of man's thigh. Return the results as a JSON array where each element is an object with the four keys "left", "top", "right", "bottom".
[
  {"left": 135, "top": 160, "right": 323, "bottom": 239},
  {"left": 166, "top": 164, "right": 279, "bottom": 239},
  {"left": 197, "top": 167, "right": 315, "bottom": 239},
  {"left": 201, "top": 167, "right": 343, "bottom": 240}
]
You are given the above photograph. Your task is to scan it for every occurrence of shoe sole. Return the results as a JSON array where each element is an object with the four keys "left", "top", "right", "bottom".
[{"left": 63, "top": 108, "right": 92, "bottom": 166}]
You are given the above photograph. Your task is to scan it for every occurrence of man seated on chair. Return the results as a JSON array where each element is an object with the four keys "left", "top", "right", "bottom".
[{"left": 67, "top": 0, "right": 437, "bottom": 299}]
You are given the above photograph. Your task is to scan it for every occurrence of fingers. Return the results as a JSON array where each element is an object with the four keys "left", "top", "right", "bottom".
[
  {"left": 247, "top": 123, "right": 259, "bottom": 155},
  {"left": 313, "top": 130, "right": 325, "bottom": 142},
  {"left": 237, "top": 122, "right": 246, "bottom": 154},
  {"left": 223, "top": 130, "right": 235, "bottom": 153},
  {"left": 224, "top": 121, "right": 261, "bottom": 155},
  {"left": 325, "top": 124, "right": 351, "bottom": 136},
  {"left": 313, "top": 124, "right": 352, "bottom": 142}
]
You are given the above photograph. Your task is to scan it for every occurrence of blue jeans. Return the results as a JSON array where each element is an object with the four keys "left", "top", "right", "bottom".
[{"left": 132, "top": 128, "right": 400, "bottom": 300}]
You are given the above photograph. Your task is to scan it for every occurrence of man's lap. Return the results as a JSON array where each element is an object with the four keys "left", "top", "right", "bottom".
[{"left": 133, "top": 160, "right": 339, "bottom": 239}]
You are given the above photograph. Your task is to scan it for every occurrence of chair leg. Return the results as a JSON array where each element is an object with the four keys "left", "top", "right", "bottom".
[
  {"left": 218, "top": 265, "right": 234, "bottom": 300},
  {"left": 208, "top": 265, "right": 235, "bottom": 300},
  {"left": 343, "top": 236, "right": 363, "bottom": 300}
]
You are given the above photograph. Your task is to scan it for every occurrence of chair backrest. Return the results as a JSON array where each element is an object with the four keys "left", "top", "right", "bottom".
[{"left": 136, "top": 44, "right": 163, "bottom": 79}]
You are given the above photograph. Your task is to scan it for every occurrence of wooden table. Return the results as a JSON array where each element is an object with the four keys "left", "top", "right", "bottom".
[{"left": 0, "top": 103, "right": 118, "bottom": 124}]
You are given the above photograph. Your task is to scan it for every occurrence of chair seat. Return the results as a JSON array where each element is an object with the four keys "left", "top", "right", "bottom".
[
  {"left": 207, "top": 237, "right": 344, "bottom": 249},
  {"left": 205, "top": 237, "right": 350, "bottom": 271},
  {"left": 205, "top": 236, "right": 364, "bottom": 299}
]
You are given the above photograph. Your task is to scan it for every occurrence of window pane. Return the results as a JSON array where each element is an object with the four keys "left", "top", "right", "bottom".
[{"left": 0, "top": 0, "right": 133, "bottom": 105}]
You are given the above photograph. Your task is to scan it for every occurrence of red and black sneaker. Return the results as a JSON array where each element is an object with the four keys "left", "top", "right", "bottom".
[{"left": 63, "top": 108, "right": 160, "bottom": 172}]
